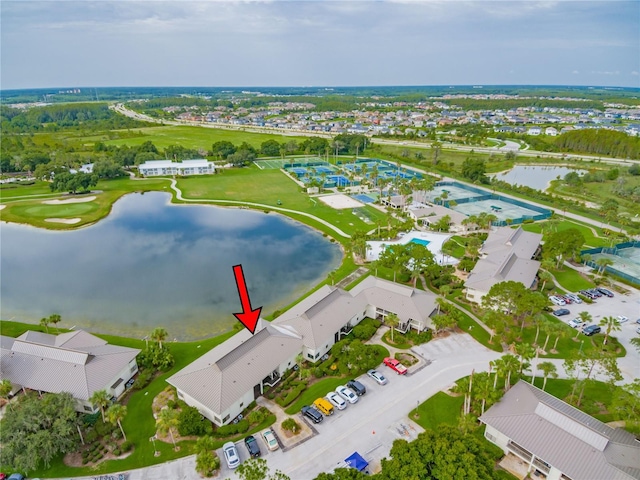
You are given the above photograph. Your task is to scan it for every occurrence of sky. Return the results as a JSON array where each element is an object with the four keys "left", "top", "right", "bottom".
[{"left": 1, "top": 1, "right": 639, "bottom": 90}]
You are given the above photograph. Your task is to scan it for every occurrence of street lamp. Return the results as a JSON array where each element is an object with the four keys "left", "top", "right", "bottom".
[{"left": 150, "top": 435, "right": 160, "bottom": 457}]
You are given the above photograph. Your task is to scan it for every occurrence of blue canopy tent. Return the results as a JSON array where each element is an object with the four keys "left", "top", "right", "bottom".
[{"left": 345, "top": 452, "right": 368, "bottom": 471}]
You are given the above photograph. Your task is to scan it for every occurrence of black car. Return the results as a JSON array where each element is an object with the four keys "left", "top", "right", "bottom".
[
  {"left": 582, "top": 325, "right": 602, "bottom": 336},
  {"left": 553, "top": 308, "right": 570, "bottom": 317},
  {"left": 596, "top": 287, "right": 614, "bottom": 297},
  {"left": 301, "top": 406, "right": 323, "bottom": 424},
  {"left": 244, "top": 435, "right": 261, "bottom": 458},
  {"left": 587, "top": 288, "right": 602, "bottom": 298},
  {"left": 347, "top": 379, "right": 367, "bottom": 396}
]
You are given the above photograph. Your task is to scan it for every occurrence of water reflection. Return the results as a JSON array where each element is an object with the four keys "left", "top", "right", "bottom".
[
  {"left": 490, "top": 165, "right": 586, "bottom": 191},
  {"left": 1, "top": 193, "right": 342, "bottom": 340}
]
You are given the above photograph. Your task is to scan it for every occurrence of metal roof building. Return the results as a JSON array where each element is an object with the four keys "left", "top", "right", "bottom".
[
  {"left": 480, "top": 381, "right": 640, "bottom": 480},
  {"left": 465, "top": 226, "right": 542, "bottom": 304},
  {"left": 0, "top": 330, "right": 140, "bottom": 412}
]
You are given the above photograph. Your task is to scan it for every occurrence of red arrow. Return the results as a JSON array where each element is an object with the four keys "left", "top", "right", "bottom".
[{"left": 232, "top": 264, "right": 262, "bottom": 334}]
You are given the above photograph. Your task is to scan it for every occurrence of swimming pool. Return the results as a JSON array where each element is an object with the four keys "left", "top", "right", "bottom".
[{"left": 410, "top": 238, "right": 431, "bottom": 246}]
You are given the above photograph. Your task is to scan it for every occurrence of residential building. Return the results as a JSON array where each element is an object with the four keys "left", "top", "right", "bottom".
[
  {"left": 545, "top": 127, "right": 558, "bottom": 136},
  {"left": 480, "top": 381, "right": 640, "bottom": 480},
  {"left": 528, "top": 127, "right": 542, "bottom": 135},
  {"left": 168, "top": 277, "right": 437, "bottom": 426},
  {"left": 0, "top": 330, "right": 140, "bottom": 413},
  {"left": 138, "top": 159, "right": 215, "bottom": 177},
  {"left": 464, "top": 226, "right": 541, "bottom": 304}
]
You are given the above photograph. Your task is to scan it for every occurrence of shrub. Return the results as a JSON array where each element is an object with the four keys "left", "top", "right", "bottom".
[
  {"left": 281, "top": 418, "right": 301, "bottom": 434},
  {"left": 276, "top": 384, "right": 306, "bottom": 407},
  {"left": 84, "top": 429, "right": 98, "bottom": 443},
  {"left": 95, "top": 420, "right": 114, "bottom": 436},
  {"left": 112, "top": 428, "right": 123, "bottom": 440},
  {"left": 247, "top": 409, "right": 265, "bottom": 425},
  {"left": 178, "top": 405, "right": 212, "bottom": 436},
  {"left": 352, "top": 323, "right": 377, "bottom": 340},
  {"left": 121, "top": 440, "right": 134, "bottom": 452},
  {"left": 196, "top": 450, "right": 221, "bottom": 477},
  {"left": 267, "top": 393, "right": 275, "bottom": 400},
  {"left": 132, "top": 369, "right": 153, "bottom": 390},
  {"left": 214, "top": 419, "right": 249, "bottom": 437},
  {"left": 112, "top": 448, "right": 121, "bottom": 456},
  {"left": 313, "top": 367, "right": 324, "bottom": 378},
  {"left": 167, "top": 399, "right": 179, "bottom": 409}
]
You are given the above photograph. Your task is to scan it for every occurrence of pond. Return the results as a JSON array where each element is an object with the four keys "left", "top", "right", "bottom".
[
  {"left": 489, "top": 165, "right": 586, "bottom": 191},
  {"left": 1, "top": 192, "right": 342, "bottom": 340}
]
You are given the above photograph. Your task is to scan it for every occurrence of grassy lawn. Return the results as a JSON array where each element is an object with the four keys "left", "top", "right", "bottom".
[
  {"left": 0, "top": 181, "right": 57, "bottom": 198},
  {"left": 176, "top": 167, "right": 373, "bottom": 236},
  {"left": 550, "top": 267, "right": 595, "bottom": 291},
  {"left": 0, "top": 320, "right": 239, "bottom": 477},
  {"left": 410, "top": 391, "right": 464, "bottom": 430},
  {"left": 103, "top": 125, "right": 308, "bottom": 150},
  {"left": 443, "top": 235, "right": 467, "bottom": 258},
  {"left": 284, "top": 377, "right": 348, "bottom": 414},
  {"left": 519, "top": 218, "right": 608, "bottom": 248},
  {"left": 1, "top": 177, "right": 169, "bottom": 230}
]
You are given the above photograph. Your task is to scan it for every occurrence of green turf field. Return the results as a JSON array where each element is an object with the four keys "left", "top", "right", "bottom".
[
  {"left": 103, "top": 126, "right": 307, "bottom": 150},
  {"left": 10, "top": 202, "right": 99, "bottom": 218}
]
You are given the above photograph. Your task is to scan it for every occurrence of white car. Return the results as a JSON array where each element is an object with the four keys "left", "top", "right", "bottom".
[
  {"left": 326, "top": 391, "right": 347, "bottom": 410},
  {"left": 336, "top": 385, "right": 358, "bottom": 404},
  {"left": 262, "top": 429, "right": 279, "bottom": 451},
  {"left": 568, "top": 318, "right": 586, "bottom": 329},
  {"left": 223, "top": 441, "right": 240, "bottom": 469},
  {"left": 617, "top": 316, "right": 629, "bottom": 324},
  {"left": 549, "top": 295, "right": 566, "bottom": 306},
  {"left": 367, "top": 369, "right": 388, "bottom": 385}
]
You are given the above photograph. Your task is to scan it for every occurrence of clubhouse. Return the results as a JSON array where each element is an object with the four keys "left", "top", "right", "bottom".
[
  {"left": 138, "top": 159, "right": 215, "bottom": 177},
  {"left": 167, "top": 276, "right": 438, "bottom": 426}
]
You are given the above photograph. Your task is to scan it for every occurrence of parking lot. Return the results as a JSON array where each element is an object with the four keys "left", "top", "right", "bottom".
[{"left": 215, "top": 334, "right": 502, "bottom": 479}]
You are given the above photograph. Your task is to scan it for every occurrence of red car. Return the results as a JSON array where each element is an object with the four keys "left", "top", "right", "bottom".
[{"left": 383, "top": 357, "right": 408, "bottom": 375}]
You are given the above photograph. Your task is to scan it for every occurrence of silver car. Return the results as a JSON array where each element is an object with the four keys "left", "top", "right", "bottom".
[
  {"left": 223, "top": 441, "right": 240, "bottom": 469},
  {"left": 367, "top": 369, "right": 388, "bottom": 385}
]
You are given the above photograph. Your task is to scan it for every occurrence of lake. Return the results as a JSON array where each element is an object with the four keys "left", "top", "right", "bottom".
[
  {"left": 1, "top": 192, "right": 342, "bottom": 340},
  {"left": 490, "top": 165, "right": 586, "bottom": 191}
]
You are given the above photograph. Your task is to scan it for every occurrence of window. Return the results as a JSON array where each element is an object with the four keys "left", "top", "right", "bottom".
[
  {"left": 239, "top": 402, "right": 243, "bottom": 408},
  {"left": 84, "top": 405, "right": 93, "bottom": 412},
  {"left": 130, "top": 365, "right": 137, "bottom": 373},
  {"left": 307, "top": 353, "right": 314, "bottom": 359},
  {"left": 485, "top": 432, "right": 496, "bottom": 442},
  {"left": 223, "top": 415, "right": 230, "bottom": 422}
]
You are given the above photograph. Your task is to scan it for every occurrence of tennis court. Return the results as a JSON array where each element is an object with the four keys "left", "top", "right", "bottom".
[
  {"left": 451, "top": 198, "right": 542, "bottom": 223},
  {"left": 255, "top": 158, "right": 290, "bottom": 169},
  {"left": 587, "top": 244, "right": 640, "bottom": 284},
  {"left": 422, "top": 184, "right": 485, "bottom": 203},
  {"left": 351, "top": 194, "right": 376, "bottom": 204}
]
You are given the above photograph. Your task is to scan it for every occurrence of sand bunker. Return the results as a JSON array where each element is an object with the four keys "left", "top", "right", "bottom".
[
  {"left": 0, "top": 205, "right": 6, "bottom": 210},
  {"left": 45, "top": 218, "right": 82, "bottom": 224},
  {"left": 318, "top": 194, "right": 364, "bottom": 210},
  {"left": 43, "top": 196, "right": 96, "bottom": 205}
]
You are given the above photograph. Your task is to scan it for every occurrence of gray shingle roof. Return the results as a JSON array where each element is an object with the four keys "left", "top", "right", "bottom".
[
  {"left": 167, "top": 323, "right": 302, "bottom": 413},
  {"left": 465, "top": 226, "right": 541, "bottom": 293},
  {"left": 0, "top": 330, "right": 140, "bottom": 401},
  {"left": 480, "top": 381, "right": 640, "bottom": 480}
]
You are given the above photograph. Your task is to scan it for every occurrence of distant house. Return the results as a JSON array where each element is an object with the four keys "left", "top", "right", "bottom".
[
  {"left": 408, "top": 205, "right": 468, "bottom": 232},
  {"left": 480, "top": 381, "right": 640, "bottom": 480},
  {"left": 138, "top": 159, "right": 215, "bottom": 177},
  {"left": 464, "top": 226, "right": 541, "bottom": 304},
  {"left": 545, "top": 127, "right": 558, "bottom": 136},
  {"left": 527, "top": 127, "right": 542, "bottom": 136},
  {"left": 0, "top": 330, "right": 140, "bottom": 413},
  {"left": 69, "top": 163, "right": 94, "bottom": 174},
  {"left": 168, "top": 276, "right": 437, "bottom": 426}
]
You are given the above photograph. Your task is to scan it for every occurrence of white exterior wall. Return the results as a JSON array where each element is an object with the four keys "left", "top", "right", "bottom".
[
  {"left": 303, "top": 310, "right": 368, "bottom": 363},
  {"left": 107, "top": 359, "right": 139, "bottom": 398},
  {"left": 139, "top": 162, "right": 215, "bottom": 177},
  {"left": 177, "top": 389, "right": 225, "bottom": 426},
  {"left": 218, "top": 389, "right": 255, "bottom": 426},
  {"left": 465, "top": 288, "right": 486, "bottom": 305},
  {"left": 484, "top": 425, "right": 510, "bottom": 453}
]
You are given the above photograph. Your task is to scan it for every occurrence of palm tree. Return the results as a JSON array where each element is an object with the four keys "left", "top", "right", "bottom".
[
  {"left": 595, "top": 257, "right": 613, "bottom": 275},
  {"left": 151, "top": 327, "right": 169, "bottom": 350},
  {"left": 581, "top": 253, "right": 592, "bottom": 266},
  {"left": 490, "top": 357, "right": 506, "bottom": 390},
  {"left": 538, "top": 271, "right": 553, "bottom": 291},
  {"left": 551, "top": 325, "right": 566, "bottom": 353},
  {"left": 514, "top": 343, "right": 535, "bottom": 374},
  {"left": 538, "top": 362, "right": 557, "bottom": 391},
  {"left": 386, "top": 313, "right": 400, "bottom": 343},
  {"left": 502, "top": 354, "right": 520, "bottom": 391},
  {"left": 39, "top": 317, "right": 50, "bottom": 333},
  {"left": 598, "top": 316, "right": 621, "bottom": 345},
  {"left": 157, "top": 407, "right": 179, "bottom": 450},
  {"left": 106, "top": 403, "right": 128, "bottom": 441},
  {"left": 89, "top": 389, "right": 111, "bottom": 422},
  {"left": 49, "top": 313, "right": 62, "bottom": 332}
]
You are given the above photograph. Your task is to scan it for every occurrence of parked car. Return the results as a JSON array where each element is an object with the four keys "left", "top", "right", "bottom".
[
  {"left": 636, "top": 318, "right": 640, "bottom": 325},
  {"left": 636, "top": 326, "right": 640, "bottom": 335},
  {"left": 579, "top": 290, "right": 597, "bottom": 300},
  {"left": 262, "top": 429, "right": 279, "bottom": 451},
  {"left": 553, "top": 308, "right": 570, "bottom": 317},
  {"left": 596, "top": 287, "right": 614, "bottom": 297},
  {"left": 564, "top": 293, "right": 582, "bottom": 304},
  {"left": 301, "top": 405, "right": 324, "bottom": 424},
  {"left": 336, "top": 385, "right": 358, "bottom": 404},
  {"left": 367, "top": 369, "right": 388, "bottom": 385},
  {"left": 0, "top": 474, "right": 6, "bottom": 480},
  {"left": 383, "top": 357, "right": 408, "bottom": 375},
  {"left": 568, "top": 318, "right": 586, "bottom": 329},
  {"left": 8, "top": 475, "right": 23, "bottom": 480},
  {"left": 582, "top": 325, "right": 602, "bottom": 336},
  {"left": 559, "top": 295, "right": 573, "bottom": 304},
  {"left": 549, "top": 295, "right": 566, "bottom": 306},
  {"left": 244, "top": 435, "right": 261, "bottom": 458},
  {"left": 616, "top": 316, "right": 629, "bottom": 324},
  {"left": 347, "top": 379, "right": 367, "bottom": 396},
  {"left": 313, "top": 397, "right": 335, "bottom": 415},
  {"left": 223, "top": 442, "right": 240, "bottom": 469},
  {"left": 326, "top": 391, "right": 347, "bottom": 410},
  {"left": 587, "top": 288, "right": 602, "bottom": 297}
]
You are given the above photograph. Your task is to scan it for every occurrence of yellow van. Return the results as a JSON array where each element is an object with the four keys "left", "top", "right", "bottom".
[{"left": 313, "top": 397, "right": 334, "bottom": 416}]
